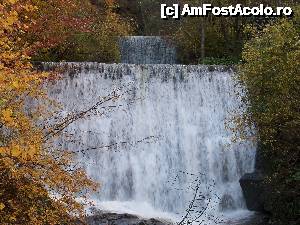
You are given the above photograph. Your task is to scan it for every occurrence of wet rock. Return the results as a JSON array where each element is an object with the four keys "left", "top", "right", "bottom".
[
  {"left": 85, "top": 212, "right": 173, "bottom": 225},
  {"left": 239, "top": 172, "right": 265, "bottom": 212}
]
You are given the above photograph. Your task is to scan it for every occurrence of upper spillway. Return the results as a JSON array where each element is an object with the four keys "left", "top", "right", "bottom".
[{"left": 119, "top": 36, "right": 176, "bottom": 64}]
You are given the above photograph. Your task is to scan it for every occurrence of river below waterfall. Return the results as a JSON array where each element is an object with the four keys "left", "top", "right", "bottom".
[{"left": 43, "top": 61, "right": 256, "bottom": 225}]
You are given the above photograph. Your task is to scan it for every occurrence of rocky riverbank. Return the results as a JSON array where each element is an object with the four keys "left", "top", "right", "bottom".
[
  {"left": 85, "top": 212, "right": 173, "bottom": 225},
  {"left": 83, "top": 211, "right": 268, "bottom": 225}
]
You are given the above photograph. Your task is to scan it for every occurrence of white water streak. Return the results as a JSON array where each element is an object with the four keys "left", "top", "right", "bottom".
[{"left": 46, "top": 62, "right": 256, "bottom": 222}]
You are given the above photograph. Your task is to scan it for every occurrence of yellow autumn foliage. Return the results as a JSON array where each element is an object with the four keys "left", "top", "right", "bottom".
[{"left": 0, "top": 0, "right": 97, "bottom": 224}]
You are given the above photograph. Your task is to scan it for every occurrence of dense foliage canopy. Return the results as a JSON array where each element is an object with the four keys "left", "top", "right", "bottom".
[
  {"left": 0, "top": 0, "right": 128, "bottom": 223},
  {"left": 238, "top": 8, "right": 300, "bottom": 224},
  {"left": 30, "top": 0, "right": 132, "bottom": 62}
]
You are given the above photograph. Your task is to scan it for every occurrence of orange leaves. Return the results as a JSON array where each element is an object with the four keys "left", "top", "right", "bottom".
[
  {"left": 1, "top": 108, "right": 13, "bottom": 124},
  {"left": 0, "top": 203, "right": 5, "bottom": 211},
  {"left": 9, "top": 138, "right": 40, "bottom": 160},
  {"left": 0, "top": 134, "right": 41, "bottom": 160},
  {"left": 22, "top": 3, "right": 37, "bottom": 12},
  {"left": 0, "top": 147, "right": 8, "bottom": 155},
  {"left": 105, "top": 0, "right": 116, "bottom": 7},
  {"left": 11, "top": 80, "right": 19, "bottom": 89},
  {"left": 0, "top": 0, "right": 20, "bottom": 32},
  {"left": 7, "top": 0, "right": 18, "bottom": 4},
  {"left": 11, "top": 143, "right": 22, "bottom": 157},
  {"left": 25, "top": 0, "right": 95, "bottom": 53},
  {"left": 2, "top": 11, "right": 18, "bottom": 28},
  {"left": 0, "top": 2, "right": 97, "bottom": 224}
]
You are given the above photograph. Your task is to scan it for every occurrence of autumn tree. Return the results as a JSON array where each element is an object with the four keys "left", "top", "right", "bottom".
[
  {"left": 62, "top": 0, "right": 133, "bottom": 62},
  {"left": 0, "top": 1, "right": 97, "bottom": 224},
  {"left": 29, "top": 0, "right": 133, "bottom": 62},
  {"left": 236, "top": 7, "right": 300, "bottom": 224}
]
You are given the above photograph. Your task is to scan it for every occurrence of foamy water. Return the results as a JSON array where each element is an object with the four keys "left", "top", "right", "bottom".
[{"left": 45, "top": 54, "right": 255, "bottom": 223}]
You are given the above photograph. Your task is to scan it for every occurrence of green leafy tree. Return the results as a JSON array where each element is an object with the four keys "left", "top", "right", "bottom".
[
  {"left": 237, "top": 7, "right": 300, "bottom": 224},
  {"left": 174, "top": 0, "right": 297, "bottom": 64}
]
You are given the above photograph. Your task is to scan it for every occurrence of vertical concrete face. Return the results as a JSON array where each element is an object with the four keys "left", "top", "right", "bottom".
[{"left": 119, "top": 36, "right": 176, "bottom": 64}]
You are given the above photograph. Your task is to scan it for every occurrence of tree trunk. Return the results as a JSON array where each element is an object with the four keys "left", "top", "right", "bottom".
[
  {"left": 200, "top": 18, "right": 205, "bottom": 62},
  {"left": 137, "top": 1, "right": 145, "bottom": 35}
]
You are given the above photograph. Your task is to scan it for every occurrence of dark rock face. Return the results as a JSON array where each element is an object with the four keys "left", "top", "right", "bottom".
[
  {"left": 85, "top": 212, "right": 173, "bottom": 225},
  {"left": 239, "top": 142, "right": 273, "bottom": 214},
  {"left": 239, "top": 172, "right": 266, "bottom": 212}
]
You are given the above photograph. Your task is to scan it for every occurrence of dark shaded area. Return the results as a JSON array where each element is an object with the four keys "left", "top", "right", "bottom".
[
  {"left": 240, "top": 172, "right": 265, "bottom": 212},
  {"left": 84, "top": 212, "right": 172, "bottom": 225},
  {"left": 83, "top": 212, "right": 269, "bottom": 225}
]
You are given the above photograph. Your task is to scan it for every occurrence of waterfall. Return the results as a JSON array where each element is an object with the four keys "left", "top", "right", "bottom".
[
  {"left": 44, "top": 37, "right": 256, "bottom": 223},
  {"left": 119, "top": 36, "right": 176, "bottom": 64}
]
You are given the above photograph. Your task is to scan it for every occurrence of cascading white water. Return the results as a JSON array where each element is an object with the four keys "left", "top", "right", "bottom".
[{"left": 45, "top": 61, "right": 256, "bottom": 223}]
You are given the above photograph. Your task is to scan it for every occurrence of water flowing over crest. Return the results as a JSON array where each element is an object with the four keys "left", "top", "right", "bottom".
[
  {"left": 44, "top": 63, "right": 255, "bottom": 222},
  {"left": 119, "top": 36, "right": 176, "bottom": 64},
  {"left": 44, "top": 37, "right": 256, "bottom": 224}
]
